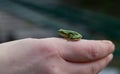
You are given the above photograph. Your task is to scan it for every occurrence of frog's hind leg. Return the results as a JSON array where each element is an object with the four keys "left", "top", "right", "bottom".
[{"left": 68, "top": 33, "right": 80, "bottom": 41}]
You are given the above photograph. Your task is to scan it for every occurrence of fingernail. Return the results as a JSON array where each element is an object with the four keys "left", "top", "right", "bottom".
[{"left": 100, "top": 40, "right": 113, "bottom": 45}]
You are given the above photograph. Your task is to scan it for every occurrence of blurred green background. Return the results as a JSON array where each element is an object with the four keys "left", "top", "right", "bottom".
[{"left": 0, "top": 0, "right": 120, "bottom": 74}]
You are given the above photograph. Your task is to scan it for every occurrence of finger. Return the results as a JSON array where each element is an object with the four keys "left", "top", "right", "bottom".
[
  {"left": 54, "top": 38, "right": 115, "bottom": 62},
  {"left": 67, "top": 54, "right": 113, "bottom": 74}
]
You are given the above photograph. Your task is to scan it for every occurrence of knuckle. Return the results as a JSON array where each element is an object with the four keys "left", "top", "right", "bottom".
[
  {"left": 21, "top": 38, "right": 36, "bottom": 43},
  {"left": 24, "top": 38, "right": 35, "bottom": 40},
  {"left": 40, "top": 42, "right": 59, "bottom": 58}
]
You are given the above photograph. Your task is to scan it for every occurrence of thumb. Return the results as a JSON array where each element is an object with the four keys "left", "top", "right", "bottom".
[{"left": 58, "top": 39, "right": 115, "bottom": 62}]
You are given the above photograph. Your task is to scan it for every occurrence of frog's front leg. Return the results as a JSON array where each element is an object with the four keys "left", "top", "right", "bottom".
[{"left": 68, "top": 33, "right": 74, "bottom": 39}]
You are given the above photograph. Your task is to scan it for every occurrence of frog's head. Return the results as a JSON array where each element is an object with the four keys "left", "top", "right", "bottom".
[{"left": 58, "top": 29, "right": 68, "bottom": 37}]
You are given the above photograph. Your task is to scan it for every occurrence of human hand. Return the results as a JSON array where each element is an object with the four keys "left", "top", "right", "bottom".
[{"left": 0, "top": 38, "right": 114, "bottom": 74}]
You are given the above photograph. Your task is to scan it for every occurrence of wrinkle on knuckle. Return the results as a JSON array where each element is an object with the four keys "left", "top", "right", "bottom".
[
  {"left": 90, "top": 64, "right": 97, "bottom": 74},
  {"left": 47, "top": 64, "right": 65, "bottom": 74},
  {"left": 88, "top": 43, "right": 98, "bottom": 60}
]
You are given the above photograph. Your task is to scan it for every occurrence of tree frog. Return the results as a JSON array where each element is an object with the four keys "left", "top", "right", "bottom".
[{"left": 58, "top": 29, "right": 82, "bottom": 41}]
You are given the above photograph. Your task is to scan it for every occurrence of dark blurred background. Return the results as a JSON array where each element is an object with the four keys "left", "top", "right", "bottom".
[{"left": 0, "top": 0, "right": 120, "bottom": 74}]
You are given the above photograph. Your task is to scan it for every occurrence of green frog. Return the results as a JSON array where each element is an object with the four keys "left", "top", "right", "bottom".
[{"left": 58, "top": 29, "right": 82, "bottom": 41}]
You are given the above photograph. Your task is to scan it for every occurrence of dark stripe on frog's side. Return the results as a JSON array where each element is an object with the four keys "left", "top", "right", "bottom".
[{"left": 58, "top": 32, "right": 68, "bottom": 38}]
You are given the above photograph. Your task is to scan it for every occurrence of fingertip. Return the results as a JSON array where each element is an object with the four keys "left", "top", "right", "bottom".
[
  {"left": 100, "top": 40, "right": 115, "bottom": 53},
  {"left": 106, "top": 54, "right": 113, "bottom": 65},
  {"left": 84, "top": 54, "right": 113, "bottom": 74}
]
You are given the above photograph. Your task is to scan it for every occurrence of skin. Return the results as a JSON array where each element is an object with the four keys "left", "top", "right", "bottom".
[
  {"left": 0, "top": 38, "right": 114, "bottom": 74},
  {"left": 58, "top": 29, "right": 82, "bottom": 40}
]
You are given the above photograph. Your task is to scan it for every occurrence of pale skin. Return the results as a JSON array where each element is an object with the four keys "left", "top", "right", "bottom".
[{"left": 0, "top": 38, "right": 114, "bottom": 74}]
